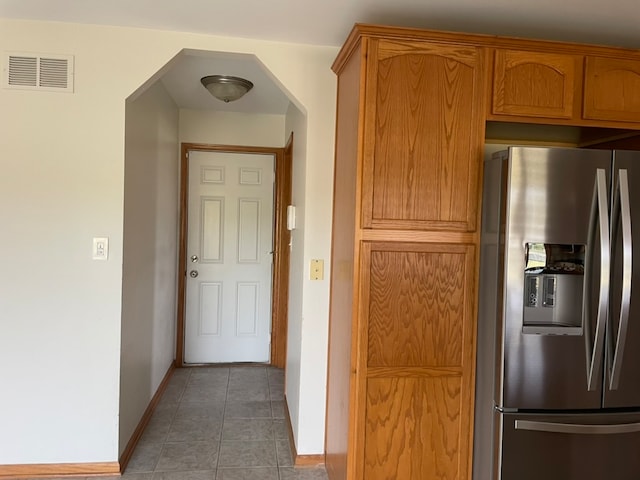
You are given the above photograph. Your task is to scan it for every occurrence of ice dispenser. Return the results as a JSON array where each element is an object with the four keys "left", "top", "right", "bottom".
[{"left": 523, "top": 243, "right": 585, "bottom": 333}]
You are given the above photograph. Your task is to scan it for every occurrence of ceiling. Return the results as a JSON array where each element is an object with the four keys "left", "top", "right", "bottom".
[
  {"left": 160, "top": 51, "right": 292, "bottom": 115},
  {"left": 3, "top": 0, "right": 640, "bottom": 114}
]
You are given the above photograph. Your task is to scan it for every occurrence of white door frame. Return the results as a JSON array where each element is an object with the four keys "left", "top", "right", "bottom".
[{"left": 176, "top": 140, "right": 292, "bottom": 367}]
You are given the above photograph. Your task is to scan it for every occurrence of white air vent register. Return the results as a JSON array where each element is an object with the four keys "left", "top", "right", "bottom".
[{"left": 3, "top": 52, "right": 74, "bottom": 92}]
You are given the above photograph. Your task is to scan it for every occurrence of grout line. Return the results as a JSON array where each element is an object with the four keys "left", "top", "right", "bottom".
[{"left": 214, "top": 367, "right": 231, "bottom": 478}]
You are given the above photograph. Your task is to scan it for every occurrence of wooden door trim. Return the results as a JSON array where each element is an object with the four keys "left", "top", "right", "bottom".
[{"left": 176, "top": 142, "right": 291, "bottom": 368}]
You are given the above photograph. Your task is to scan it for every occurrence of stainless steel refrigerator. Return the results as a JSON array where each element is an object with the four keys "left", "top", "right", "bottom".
[{"left": 474, "top": 146, "right": 640, "bottom": 480}]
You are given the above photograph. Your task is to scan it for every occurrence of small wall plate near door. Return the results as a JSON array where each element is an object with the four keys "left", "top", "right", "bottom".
[
  {"left": 310, "top": 259, "right": 324, "bottom": 280},
  {"left": 287, "top": 205, "right": 296, "bottom": 230},
  {"left": 92, "top": 237, "right": 109, "bottom": 260}
]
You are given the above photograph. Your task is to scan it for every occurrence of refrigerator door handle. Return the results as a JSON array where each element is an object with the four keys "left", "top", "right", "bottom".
[
  {"left": 584, "top": 168, "right": 609, "bottom": 391},
  {"left": 609, "top": 169, "right": 632, "bottom": 390},
  {"left": 515, "top": 419, "right": 640, "bottom": 435}
]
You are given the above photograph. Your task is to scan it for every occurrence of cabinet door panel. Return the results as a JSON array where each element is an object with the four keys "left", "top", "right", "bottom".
[
  {"left": 492, "top": 49, "right": 581, "bottom": 119},
  {"left": 365, "top": 376, "right": 464, "bottom": 480},
  {"left": 584, "top": 56, "right": 640, "bottom": 123},
  {"left": 359, "top": 242, "right": 476, "bottom": 480},
  {"left": 367, "top": 248, "right": 469, "bottom": 368},
  {"left": 363, "top": 40, "right": 484, "bottom": 232}
]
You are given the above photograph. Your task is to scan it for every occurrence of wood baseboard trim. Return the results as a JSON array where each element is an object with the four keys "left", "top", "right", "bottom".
[
  {"left": 293, "top": 454, "right": 326, "bottom": 467},
  {"left": 119, "top": 361, "right": 176, "bottom": 472},
  {"left": 0, "top": 461, "right": 119, "bottom": 478},
  {"left": 283, "top": 395, "right": 326, "bottom": 468}
]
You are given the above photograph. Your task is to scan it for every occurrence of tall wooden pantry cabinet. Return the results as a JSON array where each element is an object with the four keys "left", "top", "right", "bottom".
[
  {"left": 326, "top": 25, "right": 485, "bottom": 480},
  {"left": 326, "top": 23, "right": 640, "bottom": 480}
]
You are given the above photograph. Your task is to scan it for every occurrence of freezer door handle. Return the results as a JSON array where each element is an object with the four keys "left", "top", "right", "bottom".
[
  {"left": 515, "top": 419, "right": 640, "bottom": 435},
  {"left": 609, "top": 169, "right": 632, "bottom": 390},
  {"left": 583, "top": 168, "right": 609, "bottom": 391}
]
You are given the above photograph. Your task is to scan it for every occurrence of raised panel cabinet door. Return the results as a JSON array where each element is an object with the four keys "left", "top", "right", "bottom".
[
  {"left": 362, "top": 39, "right": 485, "bottom": 232},
  {"left": 360, "top": 242, "right": 477, "bottom": 480},
  {"left": 491, "top": 49, "right": 581, "bottom": 119},
  {"left": 584, "top": 56, "right": 640, "bottom": 122}
]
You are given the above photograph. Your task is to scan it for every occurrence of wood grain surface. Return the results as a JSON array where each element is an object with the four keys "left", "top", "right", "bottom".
[
  {"left": 362, "top": 39, "right": 484, "bottom": 232},
  {"left": 584, "top": 56, "right": 640, "bottom": 123},
  {"left": 367, "top": 248, "right": 467, "bottom": 368},
  {"left": 364, "top": 376, "right": 463, "bottom": 480},
  {"left": 356, "top": 242, "right": 476, "bottom": 480},
  {"left": 325, "top": 41, "right": 365, "bottom": 480},
  {"left": 492, "top": 49, "right": 582, "bottom": 119}
]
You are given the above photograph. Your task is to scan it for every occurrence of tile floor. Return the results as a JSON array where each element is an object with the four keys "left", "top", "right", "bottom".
[{"left": 28, "top": 366, "right": 329, "bottom": 480}]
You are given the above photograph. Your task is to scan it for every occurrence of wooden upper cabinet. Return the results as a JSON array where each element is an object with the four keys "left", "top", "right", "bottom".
[
  {"left": 491, "top": 49, "right": 582, "bottom": 120},
  {"left": 362, "top": 39, "right": 485, "bottom": 232},
  {"left": 584, "top": 56, "right": 640, "bottom": 123}
]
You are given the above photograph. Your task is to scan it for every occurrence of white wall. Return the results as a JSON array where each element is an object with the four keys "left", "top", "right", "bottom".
[
  {"left": 0, "top": 18, "right": 337, "bottom": 464},
  {"left": 179, "top": 109, "right": 285, "bottom": 146},
  {"left": 119, "top": 81, "right": 179, "bottom": 455},
  {"left": 297, "top": 109, "right": 334, "bottom": 453},
  {"left": 284, "top": 103, "right": 307, "bottom": 449}
]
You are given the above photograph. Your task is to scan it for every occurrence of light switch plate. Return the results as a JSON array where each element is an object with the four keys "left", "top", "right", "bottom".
[
  {"left": 93, "top": 237, "right": 109, "bottom": 260},
  {"left": 310, "top": 259, "right": 324, "bottom": 280}
]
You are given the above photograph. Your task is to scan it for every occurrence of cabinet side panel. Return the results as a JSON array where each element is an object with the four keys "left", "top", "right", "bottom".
[{"left": 326, "top": 42, "right": 363, "bottom": 480}]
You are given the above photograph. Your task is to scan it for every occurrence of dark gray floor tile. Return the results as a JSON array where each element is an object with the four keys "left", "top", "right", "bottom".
[
  {"left": 167, "top": 369, "right": 191, "bottom": 388},
  {"left": 138, "top": 417, "right": 171, "bottom": 445},
  {"left": 155, "top": 441, "right": 218, "bottom": 472},
  {"left": 154, "top": 399, "right": 179, "bottom": 415},
  {"left": 224, "top": 400, "right": 272, "bottom": 418},
  {"left": 126, "top": 442, "right": 163, "bottom": 472},
  {"left": 215, "top": 467, "right": 279, "bottom": 480},
  {"left": 222, "top": 418, "right": 274, "bottom": 441},
  {"left": 167, "top": 416, "right": 223, "bottom": 442},
  {"left": 176, "top": 401, "right": 225, "bottom": 420},
  {"left": 121, "top": 474, "right": 155, "bottom": 480},
  {"left": 182, "top": 385, "right": 228, "bottom": 403},
  {"left": 226, "top": 385, "right": 269, "bottom": 403},
  {"left": 270, "top": 400, "right": 285, "bottom": 419},
  {"left": 218, "top": 440, "right": 277, "bottom": 468},
  {"left": 276, "top": 438, "right": 294, "bottom": 467},
  {"left": 267, "top": 368, "right": 284, "bottom": 386},
  {"left": 139, "top": 408, "right": 176, "bottom": 445},
  {"left": 188, "top": 369, "right": 230, "bottom": 388},
  {"left": 273, "top": 419, "right": 290, "bottom": 440},
  {"left": 227, "top": 379, "right": 270, "bottom": 393},
  {"left": 158, "top": 383, "right": 186, "bottom": 405},
  {"left": 229, "top": 366, "right": 267, "bottom": 381},
  {"left": 152, "top": 470, "right": 215, "bottom": 480},
  {"left": 269, "top": 384, "right": 284, "bottom": 400},
  {"left": 278, "top": 467, "right": 329, "bottom": 480}
]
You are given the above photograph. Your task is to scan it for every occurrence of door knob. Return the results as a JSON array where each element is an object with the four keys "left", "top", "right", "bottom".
[{"left": 189, "top": 270, "right": 199, "bottom": 278}]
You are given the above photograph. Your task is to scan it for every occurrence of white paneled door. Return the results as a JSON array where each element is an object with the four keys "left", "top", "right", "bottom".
[{"left": 185, "top": 151, "right": 274, "bottom": 363}]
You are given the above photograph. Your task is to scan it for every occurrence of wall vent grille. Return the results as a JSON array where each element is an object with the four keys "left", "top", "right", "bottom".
[{"left": 4, "top": 52, "right": 74, "bottom": 92}]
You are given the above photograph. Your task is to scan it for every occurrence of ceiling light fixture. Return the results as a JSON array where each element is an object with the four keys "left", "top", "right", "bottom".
[{"left": 200, "top": 75, "right": 254, "bottom": 103}]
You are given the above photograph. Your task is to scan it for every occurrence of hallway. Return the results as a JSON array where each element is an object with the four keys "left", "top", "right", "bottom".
[{"left": 122, "top": 365, "right": 328, "bottom": 479}]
